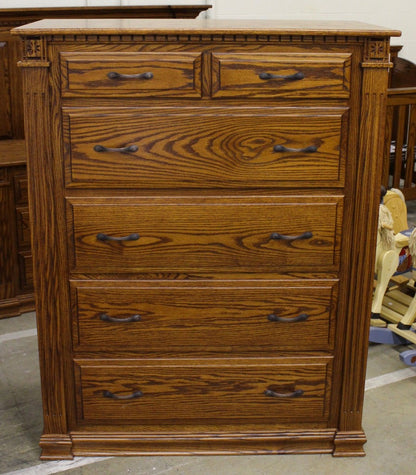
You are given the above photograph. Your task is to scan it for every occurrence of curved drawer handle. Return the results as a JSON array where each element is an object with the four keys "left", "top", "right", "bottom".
[
  {"left": 267, "top": 313, "right": 309, "bottom": 323},
  {"left": 103, "top": 390, "right": 143, "bottom": 400},
  {"left": 96, "top": 232, "right": 140, "bottom": 242},
  {"left": 107, "top": 71, "right": 153, "bottom": 80},
  {"left": 273, "top": 145, "right": 318, "bottom": 154},
  {"left": 93, "top": 144, "right": 138, "bottom": 154},
  {"left": 264, "top": 388, "right": 304, "bottom": 398},
  {"left": 99, "top": 313, "right": 141, "bottom": 323},
  {"left": 270, "top": 231, "right": 313, "bottom": 241},
  {"left": 259, "top": 71, "right": 304, "bottom": 81}
]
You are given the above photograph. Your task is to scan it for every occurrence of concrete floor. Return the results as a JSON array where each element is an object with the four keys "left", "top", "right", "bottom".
[{"left": 1, "top": 311, "right": 416, "bottom": 475}]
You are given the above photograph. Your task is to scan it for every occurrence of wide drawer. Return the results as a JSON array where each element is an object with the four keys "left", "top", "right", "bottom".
[
  {"left": 68, "top": 196, "right": 343, "bottom": 273},
  {"left": 72, "top": 281, "right": 337, "bottom": 353},
  {"left": 74, "top": 358, "right": 332, "bottom": 424},
  {"left": 64, "top": 109, "right": 347, "bottom": 188},
  {"left": 60, "top": 52, "right": 202, "bottom": 97},
  {"left": 211, "top": 53, "right": 351, "bottom": 98}
]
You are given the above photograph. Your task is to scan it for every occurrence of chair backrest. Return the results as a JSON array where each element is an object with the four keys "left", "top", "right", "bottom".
[{"left": 383, "top": 189, "right": 408, "bottom": 234}]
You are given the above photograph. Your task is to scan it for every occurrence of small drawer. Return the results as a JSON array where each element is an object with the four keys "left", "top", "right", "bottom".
[
  {"left": 13, "top": 174, "right": 28, "bottom": 204},
  {"left": 17, "top": 251, "right": 33, "bottom": 290},
  {"left": 211, "top": 52, "right": 351, "bottom": 98},
  {"left": 68, "top": 196, "right": 343, "bottom": 274},
  {"left": 64, "top": 108, "right": 347, "bottom": 189},
  {"left": 0, "top": 168, "right": 7, "bottom": 184},
  {"left": 74, "top": 358, "right": 332, "bottom": 424},
  {"left": 15, "top": 207, "right": 31, "bottom": 248},
  {"left": 61, "top": 52, "right": 202, "bottom": 97},
  {"left": 72, "top": 281, "right": 337, "bottom": 353}
]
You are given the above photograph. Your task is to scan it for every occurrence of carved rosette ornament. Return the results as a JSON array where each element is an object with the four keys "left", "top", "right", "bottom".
[
  {"left": 20, "top": 37, "right": 49, "bottom": 67},
  {"left": 25, "top": 38, "right": 41, "bottom": 58},
  {"left": 362, "top": 37, "right": 391, "bottom": 68}
]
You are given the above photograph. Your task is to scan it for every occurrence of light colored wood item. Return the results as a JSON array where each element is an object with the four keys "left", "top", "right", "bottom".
[
  {"left": 372, "top": 188, "right": 416, "bottom": 331},
  {"left": 372, "top": 189, "right": 410, "bottom": 319},
  {"left": 14, "top": 18, "right": 399, "bottom": 459}
]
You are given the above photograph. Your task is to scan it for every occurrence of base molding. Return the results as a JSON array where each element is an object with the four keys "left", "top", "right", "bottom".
[
  {"left": 39, "top": 429, "right": 368, "bottom": 459},
  {"left": 0, "top": 293, "right": 35, "bottom": 319},
  {"left": 333, "top": 430, "right": 367, "bottom": 457},
  {"left": 68, "top": 430, "right": 336, "bottom": 457},
  {"left": 40, "top": 434, "right": 74, "bottom": 460}
]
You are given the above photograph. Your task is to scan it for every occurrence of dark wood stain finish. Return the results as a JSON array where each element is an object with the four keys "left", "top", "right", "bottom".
[{"left": 14, "top": 18, "right": 399, "bottom": 458}]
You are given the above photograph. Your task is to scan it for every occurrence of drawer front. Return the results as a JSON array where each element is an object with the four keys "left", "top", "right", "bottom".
[
  {"left": 15, "top": 207, "right": 31, "bottom": 248},
  {"left": 68, "top": 196, "right": 343, "bottom": 273},
  {"left": 212, "top": 53, "right": 351, "bottom": 98},
  {"left": 75, "top": 358, "right": 332, "bottom": 423},
  {"left": 72, "top": 281, "right": 337, "bottom": 353},
  {"left": 64, "top": 109, "right": 347, "bottom": 188},
  {"left": 61, "top": 52, "right": 202, "bottom": 97},
  {"left": 17, "top": 251, "right": 33, "bottom": 290}
]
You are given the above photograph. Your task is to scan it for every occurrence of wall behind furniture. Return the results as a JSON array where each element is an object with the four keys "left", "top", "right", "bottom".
[{"left": 0, "top": 0, "right": 413, "bottom": 61}]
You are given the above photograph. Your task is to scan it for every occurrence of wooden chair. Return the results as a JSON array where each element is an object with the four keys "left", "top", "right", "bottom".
[{"left": 382, "top": 49, "right": 416, "bottom": 199}]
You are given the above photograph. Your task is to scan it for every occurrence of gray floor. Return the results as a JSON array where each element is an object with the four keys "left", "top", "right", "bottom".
[{"left": 1, "top": 311, "right": 416, "bottom": 475}]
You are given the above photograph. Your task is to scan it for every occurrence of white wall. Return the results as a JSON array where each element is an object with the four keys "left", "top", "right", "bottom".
[
  {"left": 1, "top": 0, "right": 414, "bottom": 61},
  {"left": 207, "top": 0, "right": 415, "bottom": 62}
]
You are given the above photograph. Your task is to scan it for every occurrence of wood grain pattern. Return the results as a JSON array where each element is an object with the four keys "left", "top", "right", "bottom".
[
  {"left": 15, "top": 19, "right": 395, "bottom": 458},
  {"left": 336, "top": 56, "right": 390, "bottom": 436},
  {"left": 68, "top": 197, "right": 342, "bottom": 273},
  {"left": 69, "top": 430, "right": 336, "bottom": 455},
  {"left": 212, "top": 53, "right": 351, "bottom": 98},
  {"left": 65, "top": 109, "right": 347, "bottom": 188},
  {"left": 1, "top": 5, "right": 210, "bottom": 319},
  {"left": 75, "top": 358, "right": 332, "bottom": 424},
  {"left": 12, "top": 18, "right": 401, "bottom": 37},
  {"left": 61, "top": 52, "right": 202, "bottom": 98},
  {"left": 72, "top": 281, "right": 337, "bottom": 353}
]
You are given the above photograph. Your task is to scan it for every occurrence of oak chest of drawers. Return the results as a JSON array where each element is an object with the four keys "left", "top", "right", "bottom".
[{"left": 14, "top": 19, "right": 400, "bottom": 459}]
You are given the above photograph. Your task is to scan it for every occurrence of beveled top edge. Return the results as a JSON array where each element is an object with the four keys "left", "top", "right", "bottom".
[{"left": 11, "top": 18, "right": 401, "bottom": 37}]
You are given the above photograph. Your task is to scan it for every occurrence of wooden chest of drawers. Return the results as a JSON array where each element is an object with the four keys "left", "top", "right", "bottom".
[
  {"left": 0, "top": 139, "right": 34, "bottom": 318},
  {"left": 14, "top": 19, "right": 400, "bottom": 459}
]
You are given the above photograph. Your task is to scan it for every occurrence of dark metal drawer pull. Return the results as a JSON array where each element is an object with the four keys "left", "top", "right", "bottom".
[
  {"left": 267, "top": 313, "right": 309, "bottom": 323},
  {"left": 103, "top": 390, "right": 143, "bottom": 400},
  {"left": 99, "top": 313, "right": 141, "bottom": 323},
  {"left": 270, "top": 231, "right": 313, "bottom": 241},
  {"left": 273, "top": 145, "right": 318, "bottom": 154},
  {"left": 264, "top": 388, "right": 304, "bottom": 398},
  {"left": 96, "top": 232, "right": 140, "bottom": 242},
  {"left": 259, "top": 71, "right": 304, "bottom": 81},
  {"left": 107, "top": 71, "right": 153, "bottom": 80},
  {"left": 93, "top": 144, "right": 138, "bottom": 153}
]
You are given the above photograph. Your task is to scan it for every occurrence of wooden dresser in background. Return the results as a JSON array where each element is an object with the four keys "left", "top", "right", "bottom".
[
  {"left": 14, "top": 18, "right": 399, "bottom": 458},
  {"left": 0, "top": 5, "right": 211, "bottom": 318}
]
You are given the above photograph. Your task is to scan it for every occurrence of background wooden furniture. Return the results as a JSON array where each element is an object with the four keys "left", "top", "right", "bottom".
[
  {"left": 15, "top": 18, "right": 399, "bottom": 458},
  {"left": 0, "top": 139, "right": 33, "bottom": 318},
  {"left": 0, "top": 5, "right": 211, "bottom": 318},
  {"left": 382, "top": 47, "right": 416, "bottom": 199}
]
